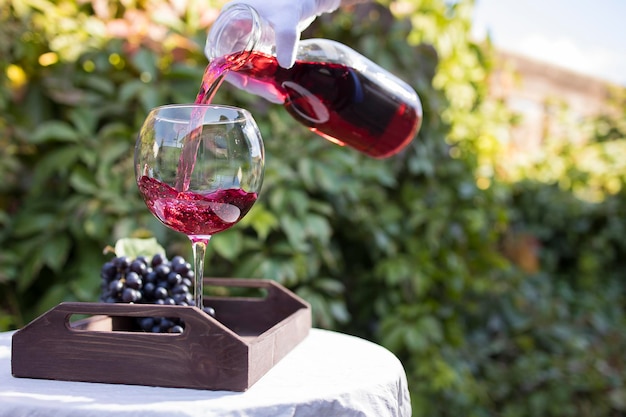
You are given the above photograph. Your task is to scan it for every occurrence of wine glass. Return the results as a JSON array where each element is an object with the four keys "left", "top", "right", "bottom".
[{"left": 134, "top": 104, "right": 264, "bottom": 310}]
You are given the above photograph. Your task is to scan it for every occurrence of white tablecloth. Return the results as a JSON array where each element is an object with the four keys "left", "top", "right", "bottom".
[{"left": 0, "top": 328, "right": 411, "bottom": 417}]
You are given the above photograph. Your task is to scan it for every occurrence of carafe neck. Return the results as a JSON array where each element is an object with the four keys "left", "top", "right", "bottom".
[{"left": 205, "top": 4, "right": 274, "bottom": 65}]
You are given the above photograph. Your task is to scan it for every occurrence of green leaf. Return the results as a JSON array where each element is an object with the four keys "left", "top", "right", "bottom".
[
  {"left": 240, "top": 204, "right": 279, "bottom": 240},
  {"left": 304, "top": 214, "right": 331, "bottom": 243},
  {"left": 69, "top": 107, "right": 98, "bottom": 137},
  {"left": 131, "top": 48, "right": 157, "bottom": 77},
  {"left": 69, "top": 169, "right": 98, "bottom": 194},
  {"left": 41, "top": 235, "right": 71, "bottom": 272},
  {"left": 31, "top": 147, "right": 81, "bottom": 191},
  {"left": 417, "top": 315, "right": 443, "bottom": 343},
  {"left": 99, "top": 122, "right": 132, "bottom": 139},
  {"left": 83, "top": 75, "right": 116, "bottom": 97},
  {"left": 231, "top": 252, "right": 266, "bottom": 278},
  {"left": 29, "top": 121, "right": 79, "bottom": 144},
  {"left": 119, "top": 80, "right": 148, "bottom": 103},
  {"left": 313, "top": 278, "right": 345, "bottom": 295},
  {"left": 13, "top": 213, "right": 57, "bottom": 237},
  {"left": 139, "top": 86, "right": 162, "bottom": 112},
  {"left": 313, "top": 162, "right": 344, "bottom": 192},
  {"left": 113, "top": 237, "right": 165, "bottom": 259},
  {"left": 17, "top": 247, "right": 44, "bottom": 292},
  {"left": 405, "top": 325, "right": 428, "bottom": 352},
  {"left": 380, "top": 320, "right": 410, "bottom": 352},
  {"left": 329, "top": 300, "right": 350, "bottom": 323},
  {"left": 280, "top": 215, "right": 309, "bottom": 251},
  {"left": 212, "top": 230, "right": 243, "bottom": 261}
]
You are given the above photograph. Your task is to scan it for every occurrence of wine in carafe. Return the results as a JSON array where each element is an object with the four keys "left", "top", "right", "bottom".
[{"left": 203, "top": 3, "right": 422, "bottom": 158}]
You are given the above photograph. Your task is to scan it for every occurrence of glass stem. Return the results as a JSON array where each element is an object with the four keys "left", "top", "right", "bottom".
[{"left": 190, "top": 237, "right": 211, "bottom": 310}]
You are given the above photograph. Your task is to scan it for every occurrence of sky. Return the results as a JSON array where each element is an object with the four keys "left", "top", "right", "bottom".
[{"left": 471, "top": 0, "right": 626, "bottom": 86}]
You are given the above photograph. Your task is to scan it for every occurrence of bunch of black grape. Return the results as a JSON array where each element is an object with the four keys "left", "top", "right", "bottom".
[{"left": 100, "top": 254, "right": 214, "bottom": 333}]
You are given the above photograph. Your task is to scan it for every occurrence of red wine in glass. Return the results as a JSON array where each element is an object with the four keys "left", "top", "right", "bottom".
[{"left": 138, "top": 176, "right": 257, "bottom": 238}]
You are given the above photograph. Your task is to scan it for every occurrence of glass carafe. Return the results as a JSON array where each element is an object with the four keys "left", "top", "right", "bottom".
[{"left": 205, "top": 3, "right": 422, "bottom": 158}]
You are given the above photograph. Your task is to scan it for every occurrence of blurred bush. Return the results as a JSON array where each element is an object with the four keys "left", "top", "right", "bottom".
[{"left": 1, "top": 0, "right": 625, "bottom": 415}]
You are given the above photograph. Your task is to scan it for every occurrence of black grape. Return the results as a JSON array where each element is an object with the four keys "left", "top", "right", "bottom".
[{"left": 100, "top": 253, "right": 216, "bottom": 333}]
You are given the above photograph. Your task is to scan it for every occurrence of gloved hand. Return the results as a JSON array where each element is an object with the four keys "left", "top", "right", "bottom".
[{"left": 224, "top": 0, "right": 341, "bottom": 68}]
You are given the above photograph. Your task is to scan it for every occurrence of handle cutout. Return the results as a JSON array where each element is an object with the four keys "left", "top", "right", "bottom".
[{"left": 67, "top": 313, "right": 187, "bottom": 334}]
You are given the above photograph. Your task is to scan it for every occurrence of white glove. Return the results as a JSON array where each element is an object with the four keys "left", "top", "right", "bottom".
[{"left": 224, "top": 0, "right": 341, "bottom": 68}]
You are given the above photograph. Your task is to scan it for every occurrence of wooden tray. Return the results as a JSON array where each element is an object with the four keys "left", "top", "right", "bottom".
[{"left": 11, "top": 278, "right": 311, "bottom": 391}]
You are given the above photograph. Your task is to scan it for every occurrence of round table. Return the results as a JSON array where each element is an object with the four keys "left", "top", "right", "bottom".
[{"left": 0, "top": 328, "right": 411, "bottom": 417}]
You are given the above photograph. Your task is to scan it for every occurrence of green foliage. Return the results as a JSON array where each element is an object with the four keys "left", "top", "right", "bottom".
[
  {"left": 0, "top": 0, "right": 209, "bottom": 325},
  {"left": 479, "top": 183, "right": 626, "bottom": 416},
  {"left": 1, "top": 0, "right": 625, "bottom": 416}
]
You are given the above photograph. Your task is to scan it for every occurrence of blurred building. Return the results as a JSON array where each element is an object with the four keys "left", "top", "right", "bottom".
[{"left": 488, "top": 49, "right": 616, "bottom": 154}]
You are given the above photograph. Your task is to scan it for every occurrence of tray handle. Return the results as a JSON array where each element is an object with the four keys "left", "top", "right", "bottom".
[
  {"left": 204, "top": 278, "right": 308, "bottom": 308},
  {"left": 19, "top": 302, "right": 215, "bottom": 334}
]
